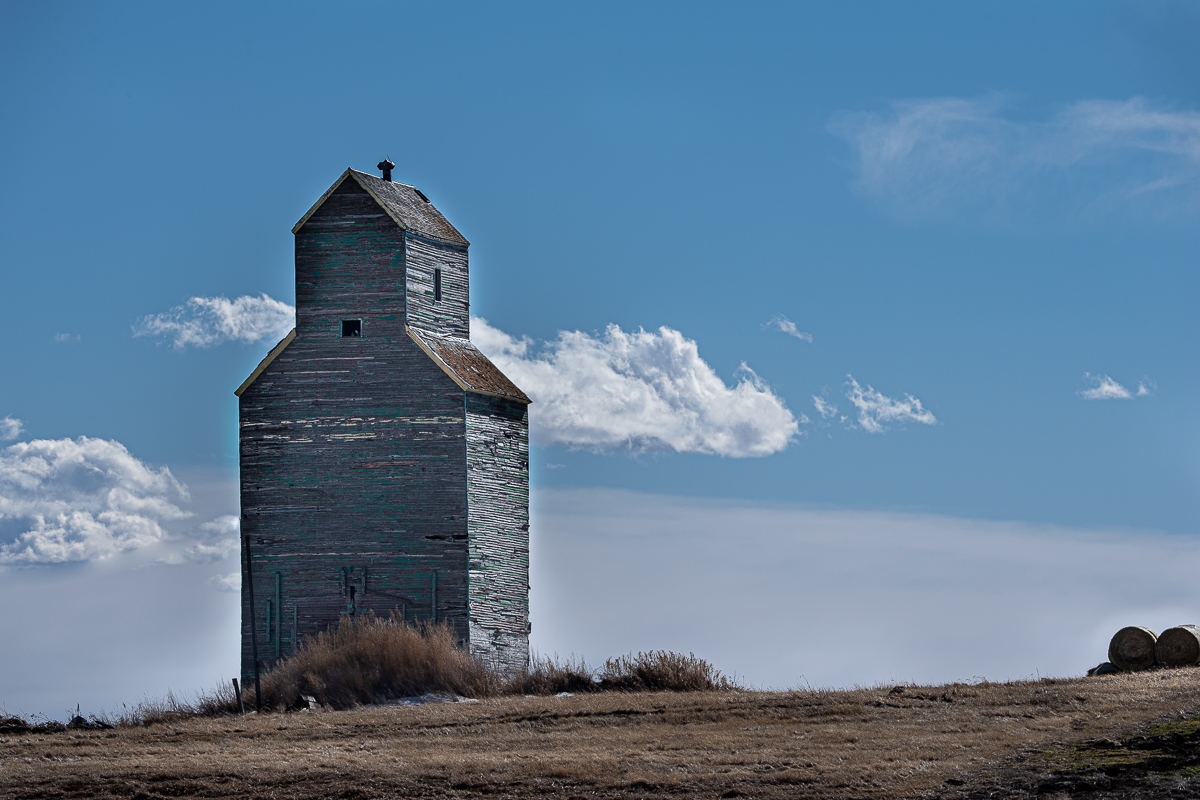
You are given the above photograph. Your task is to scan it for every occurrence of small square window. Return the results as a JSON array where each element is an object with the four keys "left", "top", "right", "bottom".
[
  {"left": 341, "top": 319, "right": 361, "bottom": 337},
  {"left": 434, "top": 268, "right": 443, "bottom": 302}
]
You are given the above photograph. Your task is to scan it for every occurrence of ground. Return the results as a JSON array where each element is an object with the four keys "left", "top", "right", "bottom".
[{"left": 4, "top": 670, "right": 1200, "bottom": 799}]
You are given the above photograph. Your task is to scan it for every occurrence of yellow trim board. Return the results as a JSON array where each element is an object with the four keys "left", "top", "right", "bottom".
[{"left": 234, "top": 329, "right": 297, "bottom": 397}]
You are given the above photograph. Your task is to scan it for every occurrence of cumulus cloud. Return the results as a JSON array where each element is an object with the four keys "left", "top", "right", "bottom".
[
  {"left": 766, "top": 314, "right": 813, "bottom": 343},
  {"left": 0, "top": 437, "right": 192, "bottom": 565},
  {"left": 1078, "top": 373, "right": 1155, "bottom": 401},
  {"left": 208, "top": 571, "right": 241, "bottom": 593},
  {"left": 0, "top": 417, "right": 25, "bottom": 441},
  {"left": 160, "top": 515, "right": 240, "bottom": 565},
  {"left": 844, "top": 375, "right": 937, "bottom": 433},
  {"left": 831, "top": 96, "right": 1200, "bottom": 216},
  {"left": 134, "top": 293, "right": 295, "bottom": 349},
  {"left": 473, "top": 317, "right": 799, "bottom": 457}
]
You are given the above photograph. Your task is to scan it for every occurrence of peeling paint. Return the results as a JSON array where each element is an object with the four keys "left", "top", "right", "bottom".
[{"left": 239, "top": 175, "right": 529, "bottom": 680}]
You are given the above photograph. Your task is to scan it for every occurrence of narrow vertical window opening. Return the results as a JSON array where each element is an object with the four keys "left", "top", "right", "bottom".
[{"left": 434, "top": 268, "right": 443, "bottom": 302}]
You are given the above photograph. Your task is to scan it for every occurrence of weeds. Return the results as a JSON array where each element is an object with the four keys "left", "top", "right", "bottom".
[
  {"left": 5, "top": 617, "right": 734, "bottom": 727},
  {"left": 509, "top": 654, "right": 599, "bottom": 695},
  {"left": 97, "top": 682, "right": 242, "bottom": 727},
  {"left": 598, "top": 650, "right": 734, "bottom": 692},
  {"left": 257, "top": 615, "right": 499, "bottom": 710},
  {"left": 255, "top": 615, "right": 736, "bottom": 709}
]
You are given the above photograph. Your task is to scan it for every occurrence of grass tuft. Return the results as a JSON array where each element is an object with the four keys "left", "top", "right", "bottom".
[
  {"left": 599, "top": 650, "right": 735, "bottom": 692},
  {"left": 257, "top": 614, "right": 499, "bottom": 710}
]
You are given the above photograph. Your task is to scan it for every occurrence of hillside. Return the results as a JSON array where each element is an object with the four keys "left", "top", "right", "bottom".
[{"left": 4, "top": 670, "right": 1200, "bottom": 799}]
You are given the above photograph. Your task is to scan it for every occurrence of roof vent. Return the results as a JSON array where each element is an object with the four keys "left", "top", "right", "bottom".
[{"left": 377, "top": 157, "right": 395, "bottom": 182}]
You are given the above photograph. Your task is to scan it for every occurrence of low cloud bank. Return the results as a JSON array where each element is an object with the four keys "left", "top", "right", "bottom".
[
  {"left": 531, "top": 489, "right": 1200, "bottom": 689},
  {"left": 473, "top": 317, "right": 799, "bottom": 457},
  {"left": 159, "top": 515, "right": 240, "bottom": 565},
  {"left": 134, "top": 294, "right": 295, "bottom": 349}
]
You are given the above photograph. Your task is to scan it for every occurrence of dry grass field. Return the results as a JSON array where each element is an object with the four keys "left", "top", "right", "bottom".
[{"left": 5, "top": 670, "right": 1200, "bottom": 799}]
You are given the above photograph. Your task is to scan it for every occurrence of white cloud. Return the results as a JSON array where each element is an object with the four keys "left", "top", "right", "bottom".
[
  {"left": 844, "top": 375, "right": 936, "bottom": 433},
  {"left": 472, "top": 317, "right": 799, "bottom": 457},
  {"left": 160, "top": 515, "right": 240, "bottom": 565},
  {"left": 1136, "top": 378, "right": 1156, "bottom": 397},
  {"left": 766, "top": 314, "right": 813, "bottom": 343},
  {"left": 1079, "top": 373, "right": 1133, "bottom": 400},
  {"left": 53, "top": 333, "right": 79, "bottom": 343},
  {"left": 831, "top": 96, "right": 1200, "bottom": 217},
  {"left": 208, "top": 571, "right": 241, "bottom": 593},
  {"left": 532, "top": 489, "right": 1200, "bottom": 689},
  {"left": 0, "top": 437, "right": 192, "bottom": 565},
  {"left": 0, "top": 417, "right": 25, "bottom": 441},
  {"left": 812, "top": 396, "right": 838, "bottom": 420},
  {"left": 134, "top": 293, "right": 295, "bottom": 349}
]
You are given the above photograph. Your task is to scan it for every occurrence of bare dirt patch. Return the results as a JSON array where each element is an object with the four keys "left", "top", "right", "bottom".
[{"left": 4, "top": 671, "right": 1200, "bottom": 799}]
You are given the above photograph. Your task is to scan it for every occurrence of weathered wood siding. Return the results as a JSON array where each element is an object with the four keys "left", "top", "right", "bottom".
[
  {"left": 239, "top": 183, "right": 470, "bottom": 680},
  {"left": 296, "top": 180, "right": 406, "bottom": 339},
  {"left": 405, "top": 234, "right": 469, "bottom": 337},
  {"left": 466, "top": 394, "right": 530, "bottom": 673},
  {"left": 239, "top": 171, "right": 529, "bottom": 683}
]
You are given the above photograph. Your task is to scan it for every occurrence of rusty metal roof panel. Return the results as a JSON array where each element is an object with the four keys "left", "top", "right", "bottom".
[{"left": 408, "top": 327, "right": 531, "bottom": 404}]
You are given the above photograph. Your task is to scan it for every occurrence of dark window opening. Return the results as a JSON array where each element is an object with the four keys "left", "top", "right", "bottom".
[
  {"left": 434, "top": 268, "right": 442, "bottom": 302},
  {"left": 341, "top": 319, "right": 361, "bottom": 337}
]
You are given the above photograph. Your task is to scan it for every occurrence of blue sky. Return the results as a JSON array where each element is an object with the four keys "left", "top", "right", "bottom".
[{"left": 1, "top": 1, "right": 1197, "bottom": 715}]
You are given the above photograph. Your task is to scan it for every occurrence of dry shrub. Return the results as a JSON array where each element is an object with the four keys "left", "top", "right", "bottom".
[
  {"left": 507, "top": 654, "right": 598, "bottom": 695},
  {"left": 256, "top": 621, "right": 733, "bottom": 706},
  {"left": 100, "top": 682, "right": 241, "bottom": 727},
  {"left": 598, "top": 651, "right": 734, "bottom": 692},
  {"left": 257, "top": 614, "right": 498, "bottom": 710},
  {"left": 84, "top": 622, "right": 734, "bottom": 726}
]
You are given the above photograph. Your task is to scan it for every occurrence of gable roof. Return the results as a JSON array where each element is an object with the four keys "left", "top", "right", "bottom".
[
  {"left": 407, "top": 327, "right": 531, "bottom": 405},
  {"left": 292, "top": 168, "right": 469, "bottom": 247},
  {"left": 234, "top": 326, "right": 530, "bottom": 405},
  {"left": 234, "top": 329, "right": 296, "bottom": 397}
]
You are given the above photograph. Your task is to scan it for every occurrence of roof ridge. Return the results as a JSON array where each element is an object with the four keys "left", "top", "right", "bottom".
[{"left": 293, "top": 168, "right": 469, "bottom": 246}]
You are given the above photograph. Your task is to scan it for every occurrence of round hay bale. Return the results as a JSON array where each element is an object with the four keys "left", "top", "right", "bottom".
[
  {"left": 1108, "top": 626, "right": 1158, "bottom": 671},
  {"left": 1154, "top": 625, "right": 1200, "bottom": 668}
]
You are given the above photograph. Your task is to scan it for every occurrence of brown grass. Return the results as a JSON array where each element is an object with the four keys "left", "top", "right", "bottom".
[
  {"left": 250, "top": 615, "right": 733, "bottom": 710},
  {"left": 5, "top": 670, "right": 1200, "bottom": 799},
  {"left": 98, "top": 683, "right": 242, "bottom": 727},
  {"left": 597, "top": 649, "right": 735, "bottom": 692},
  {"left": 256, "top": 616, "right": 499, "bottom": 710}
]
